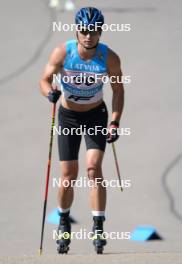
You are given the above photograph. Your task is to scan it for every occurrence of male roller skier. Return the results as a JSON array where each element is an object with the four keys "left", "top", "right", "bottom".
[{"left": 39, "top": 7, "right": 124, "bottom": 253}]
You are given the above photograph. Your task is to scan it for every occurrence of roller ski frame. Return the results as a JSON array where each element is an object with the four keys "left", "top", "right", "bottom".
[{"left": 92, "top": 216, "right": 107, "bottom": 254}]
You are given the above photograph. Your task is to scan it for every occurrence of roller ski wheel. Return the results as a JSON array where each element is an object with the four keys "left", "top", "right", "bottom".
[
  {"left": 57, "top": 243, "right": 69, "bottom": 254},
  {"left": 95, "top": 245, "right": 103, "bottom": 254},
  {"left": 93, "top": 235, "right": 106, "bottom": 254},
  {"left": 56, "top": 212, "right": 71, "bottom": 254}
]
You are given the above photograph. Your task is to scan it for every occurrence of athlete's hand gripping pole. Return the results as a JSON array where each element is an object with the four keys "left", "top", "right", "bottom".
[
  {"left": 112, "top": 142, "right": 123, "bottom": 192},
  {"left": 38, "top": 103, "right": 56, "bottom": 256}
]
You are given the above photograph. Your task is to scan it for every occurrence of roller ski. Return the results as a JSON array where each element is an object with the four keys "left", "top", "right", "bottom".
[
  {"left": 56, "top": 212, "right": 71, "bottom": 254},
  {"left": 92, "top": 216, "right": 107, "bottom": 254}
]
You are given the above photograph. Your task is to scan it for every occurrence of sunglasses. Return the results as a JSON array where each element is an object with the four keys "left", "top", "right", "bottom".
[{"left": 78, "top": 29, "right": 100, "bottom": 36}]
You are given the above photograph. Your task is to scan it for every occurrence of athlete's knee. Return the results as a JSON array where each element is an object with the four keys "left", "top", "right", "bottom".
[
  {"left": 60, "top": 165, "right": 77, "bottom": 187},
  {"left": 87, "top": 164, "right": 102, "bottom": 181}
]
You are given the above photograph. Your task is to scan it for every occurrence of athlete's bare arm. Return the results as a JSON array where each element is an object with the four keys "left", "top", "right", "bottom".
[
  {"left": 107, "top": 49, "right": 125, "bottom": 123},
  {"left": 39, "top": 44, "right": 66, "bottom": 97}
]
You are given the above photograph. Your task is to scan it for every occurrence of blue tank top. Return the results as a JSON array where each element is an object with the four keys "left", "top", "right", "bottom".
[{"left": 59, "top": 39, "right": 108, "bottom": 104}]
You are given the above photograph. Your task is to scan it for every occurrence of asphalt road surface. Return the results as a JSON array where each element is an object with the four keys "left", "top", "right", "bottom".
[{"left": 0, "top": 0, "right": 182, "bottom": 263}]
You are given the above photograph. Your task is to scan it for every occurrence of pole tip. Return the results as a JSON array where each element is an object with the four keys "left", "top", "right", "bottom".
[{"left": 38, "top": 249, "right": 42, "bottom": 256}]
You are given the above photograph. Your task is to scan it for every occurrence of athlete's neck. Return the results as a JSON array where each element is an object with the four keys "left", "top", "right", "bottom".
[{"left": 77, "top": 43, "right": 97, "bottom": 60}]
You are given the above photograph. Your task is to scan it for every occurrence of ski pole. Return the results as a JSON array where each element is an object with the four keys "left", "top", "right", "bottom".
[
  {"left": 38, "top": 103, "right": 56, "bottom": 256},
  {"left": 111, "top": 142, "right": 123, "bottom": 192}
]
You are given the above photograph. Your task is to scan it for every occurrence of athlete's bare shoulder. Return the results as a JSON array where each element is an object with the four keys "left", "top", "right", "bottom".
[
  {"left": 49, "top": 43, "right": 66, "bottom": 67},
  {"left": 41, "top": 43, "right": 67, "bottom": 82},
  {"left": 107, "top": 48, "right": 121, "bottom": 74}
]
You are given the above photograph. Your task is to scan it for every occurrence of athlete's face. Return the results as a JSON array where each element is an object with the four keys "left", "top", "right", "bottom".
[{"left": 77, "top": 29, "right": 101, "bottom": 49}]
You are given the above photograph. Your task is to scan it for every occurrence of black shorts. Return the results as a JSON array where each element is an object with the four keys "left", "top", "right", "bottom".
[{"left": 57, "top": 101, "right": 108, "bottom": 161}]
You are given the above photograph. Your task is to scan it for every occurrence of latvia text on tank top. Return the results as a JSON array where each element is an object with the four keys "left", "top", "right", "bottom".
[{"left": 59, "top": 39, "right": 108, "bottom": 104}]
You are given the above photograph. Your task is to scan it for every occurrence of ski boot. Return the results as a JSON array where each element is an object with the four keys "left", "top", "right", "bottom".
[
  {"left": 92, "top": 216, "right": 107, "bottom": 254},
  {"left": 56, "top": 212, "right": 71, "bottom": 254}
]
